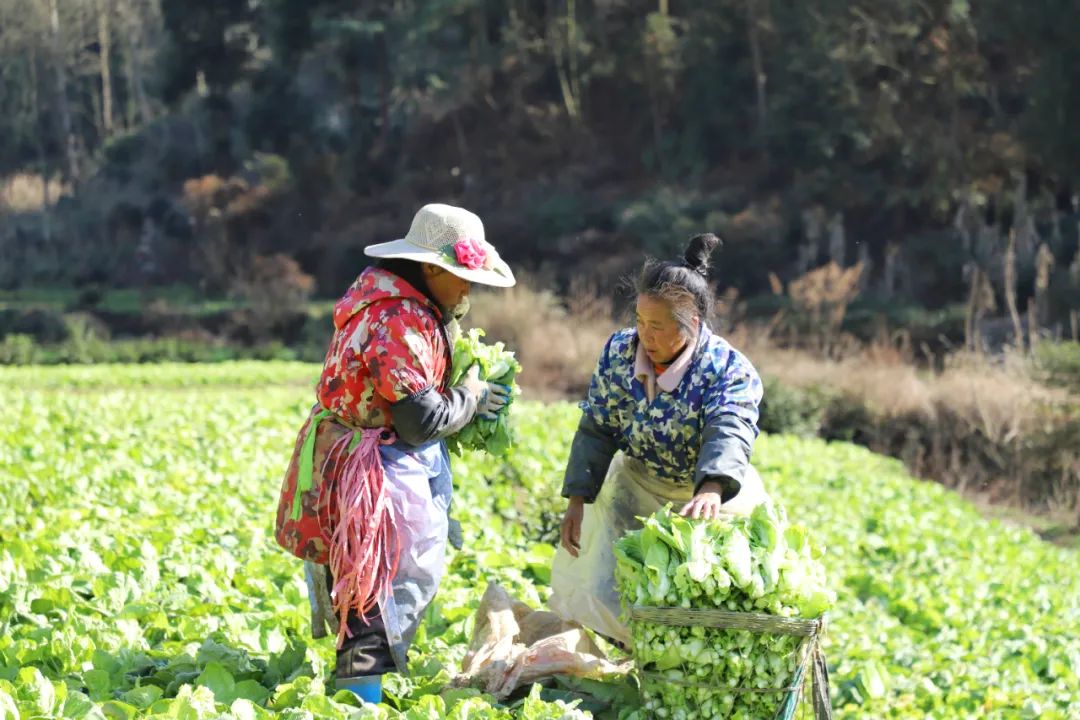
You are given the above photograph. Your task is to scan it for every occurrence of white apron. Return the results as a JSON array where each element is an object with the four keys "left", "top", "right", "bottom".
[{"left": 548, "top": 453, "right": 769, "bottom": 645}]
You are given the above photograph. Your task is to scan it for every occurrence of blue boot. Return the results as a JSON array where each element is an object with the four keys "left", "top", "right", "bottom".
[{"left": 337, "top": 675, "right": 382, "bottom": 704}]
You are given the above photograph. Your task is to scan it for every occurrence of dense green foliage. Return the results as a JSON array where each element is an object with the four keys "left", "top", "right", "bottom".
[
  {"left": 2, "top": 1, "right": 1079, "bottom": 321},
  {"left": 1033, "top": 341, "right": 1080, "bottom": 393},
  {"left": 0, "top": 363, "right": 1078, "bottom": 718}
]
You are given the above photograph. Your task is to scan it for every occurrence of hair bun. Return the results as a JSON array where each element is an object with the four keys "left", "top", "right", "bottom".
[{"left": 683, "top": 233, "right": 722, "bottom": 277}]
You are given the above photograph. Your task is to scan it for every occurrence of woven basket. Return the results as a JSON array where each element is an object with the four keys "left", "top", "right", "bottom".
[{"left": 628, "top": 606, "right": 832, "bottom": 720}]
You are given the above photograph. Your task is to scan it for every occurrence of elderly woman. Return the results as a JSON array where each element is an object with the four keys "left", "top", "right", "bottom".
[
  {"left": 548, "top": 234, "right": 769, "bottom": 646},
  {"left": 275, "top": 204, "right": 515, "bottom": 704}
]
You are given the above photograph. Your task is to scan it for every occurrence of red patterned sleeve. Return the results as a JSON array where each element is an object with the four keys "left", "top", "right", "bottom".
[{"left": 360, "top": 300, "right": 441, "bottom": 404}]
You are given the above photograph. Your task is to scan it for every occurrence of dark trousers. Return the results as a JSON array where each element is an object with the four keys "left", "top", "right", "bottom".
[{"left": 326, "top": 567, "right": 396, "bottom": 679}]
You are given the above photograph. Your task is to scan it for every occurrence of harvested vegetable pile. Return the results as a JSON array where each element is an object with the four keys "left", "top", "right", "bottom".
[
  {"left": 615, "top": 504, "right": 835, "bottom": 720},
  {"left": 447, "top": 328, "right": 522, "bottom": 456}
]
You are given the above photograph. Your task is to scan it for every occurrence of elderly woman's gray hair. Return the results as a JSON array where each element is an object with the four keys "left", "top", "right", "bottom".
[{"left": 635, "top": 234, "right": 721, "bottom": 334}]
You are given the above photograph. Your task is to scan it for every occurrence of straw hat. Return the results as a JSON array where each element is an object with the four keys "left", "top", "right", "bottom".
[{"left": 364, "top": 204, "right": 516, "bottom": 288}]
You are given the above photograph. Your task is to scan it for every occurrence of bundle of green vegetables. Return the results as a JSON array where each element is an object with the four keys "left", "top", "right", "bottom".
[
  {"left": 614, "top": 503, "right": 835, "bottom": 720},
  {"left": 447, "top": 328, "right": 522, "bottom": 456}
]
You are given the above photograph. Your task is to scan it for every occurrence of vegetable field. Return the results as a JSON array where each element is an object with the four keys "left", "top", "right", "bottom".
[{"left": 1, "top": 363, "right": 1077, "bottom": 719}]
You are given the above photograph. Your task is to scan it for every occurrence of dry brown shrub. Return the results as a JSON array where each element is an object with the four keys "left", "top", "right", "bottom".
[
  {"left": 0, "top": 173, "right": 70, "bottom": 213},
  {"left": 465, "top": 275, "right": 617, "bottom": 400},
  {"left": 742, "top": 331, "right": 1078, "bottom": 520},
  {"left": 230, "top": 253, "right": 315, "bottom": 338},
  {"left": 786, "top": 262, "right": 864, "bottom": 354}
]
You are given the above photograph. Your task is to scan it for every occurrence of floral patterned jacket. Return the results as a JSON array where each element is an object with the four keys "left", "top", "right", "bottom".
[
  {"left": 562, "top": 325, "right": 763, "bottom": 502},
  {"left": 276, "top": 267, "right": 456, "bottom": 562},
  {"left": 316, "top": 267, "right": 451, "bottom": 428}
]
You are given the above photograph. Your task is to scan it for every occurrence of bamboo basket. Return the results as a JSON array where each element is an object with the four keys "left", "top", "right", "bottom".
[{"left": 628, "top": 606, "right": 832, "bottom": 720}]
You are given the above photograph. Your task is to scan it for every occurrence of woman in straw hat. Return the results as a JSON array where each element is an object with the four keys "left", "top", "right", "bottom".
[
  {"left": 548, "top": 234, "right": 770, "bottom": 647},
  {"left": 275, "top": 204, "right": 515, "bottom": 703}
]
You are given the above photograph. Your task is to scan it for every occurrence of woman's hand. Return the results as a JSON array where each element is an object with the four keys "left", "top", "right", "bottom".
[
  {"left": 560, "top": 496, "right": 586, "bottom": 557},
  {"left": 680, "top": 480, "right": 727, "bottom": 520},
  {"left": 460, "top": 364, "right": 511, "bottom": 419}
]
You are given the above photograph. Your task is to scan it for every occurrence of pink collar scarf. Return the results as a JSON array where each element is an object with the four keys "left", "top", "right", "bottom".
[{"left": 634, "top": 336, "right": 696, "bottom": 402}]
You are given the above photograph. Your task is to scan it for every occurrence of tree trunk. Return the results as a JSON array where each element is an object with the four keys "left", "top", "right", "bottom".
[
  {"left": 374, "top": 21, "right": 390, "bottom": 159},
  {"left": 1004, "top": 229, "right": 1024, "bottom": 351},
  {"left": 964, "top": 265, "right": 995, "bottom": 353},
  {"left": 48, "top": 0, "right": 79, "bottom": 185},
  {"left": 964, "top": 265, "right": 978, "bottom": 352},
  {"left": 856, "top": 241, "right": 871, "bottom": 291},
  {"left": 547, "top": 0, "right": 580, "bottom": 121},
  {"left": 1070, "top": 201, "right": 1080, "bottom": 340},
  {"left": 1012, "top": 172, "right": 1034, "bottom": 262},
  {"left": 1034, "top": 243, "right": 1054, "bottom": 328},
  {"left": 568, "top": 0, "right": 581, "bottom": 115},
  {"left": 451, "top": 110, "right": 469, "bottom": 177},
  {"left": 746, "top": 0, "right": 767, "bottom": 141},
  {"left": 29, "top": 50, "right": 53, "bottom": 244},
  {"left": 828, "top": 212, "right": 845, "bottom": 266},
  {"left": 1027, "top": 300, "right": 1038, "bottom": 352},
  {"left": 883, "top": 243, "right": 899, "bottom": 298},
  {"left": 128, "top": 34, "right": 152, "bottom": 125},
  {"left": 799, "top": 206, "right": 825, "bottom": 274},
  {"left": 97, "top": 0, "right": 115, "bottom": 137},
  {"left": 90, "top": 75, "right": 104, "bottom": 143},
  {"left": 646, "top": 75, "right": 665, "bottom": 173},
  {"left": 119, "top": 0, "right": 152, "bottom": 126}
]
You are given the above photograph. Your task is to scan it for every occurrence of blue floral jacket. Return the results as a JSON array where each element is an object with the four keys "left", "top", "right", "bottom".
[{"left": 562, "top": 325, "right": 762, "bottom": 502}]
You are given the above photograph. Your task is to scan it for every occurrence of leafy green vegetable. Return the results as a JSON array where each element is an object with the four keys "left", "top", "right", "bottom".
[
  {"left": 615, "top": 505, "right": 835, "bottom": 718},
  {"left": 1, "top": 362, "right": 1078, "bottom": 719},
  {"left": 446, "top": 329, "right": 523, "bottom": 456}
]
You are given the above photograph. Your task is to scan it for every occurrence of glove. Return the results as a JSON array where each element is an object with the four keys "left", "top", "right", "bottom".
[
  {"left": 460, "top": 364, "right": 511, "bottom": 420},
  {"left": 447, "top": 516, "right": 464, "bottom": 550}
]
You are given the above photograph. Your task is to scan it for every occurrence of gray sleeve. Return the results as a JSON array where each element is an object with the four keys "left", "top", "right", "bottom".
[
  {"left": 694, "top": 413, "right": 757, "bottom": 500},
  {"left": 561, "top": 413, "right": 619, "bottom": 503},
  {"left": 390, "top": 385, "right": 478, "bottom": 447}
]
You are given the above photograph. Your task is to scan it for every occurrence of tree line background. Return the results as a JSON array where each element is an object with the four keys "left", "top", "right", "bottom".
[
  {"left": 1, "top": 0, "right": 1078, "bottom": 533},
  {"left": 1, "top": 0, "right": 1079, "bottom": 346}
]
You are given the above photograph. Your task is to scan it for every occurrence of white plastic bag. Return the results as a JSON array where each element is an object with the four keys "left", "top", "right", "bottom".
[
  {"left": 454, "top": 583, "right": 631, "bottom": 699},
  {"left": 377, "top": 440, "right": 452, "bottom": 672},
  {"left": 548, "top": 453, "right": 769, "bottom": 645}
]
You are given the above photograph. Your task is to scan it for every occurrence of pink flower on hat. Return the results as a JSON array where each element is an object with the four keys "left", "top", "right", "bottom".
[{"left": 453, "top": 237, "right": 489, "bottom": 270}]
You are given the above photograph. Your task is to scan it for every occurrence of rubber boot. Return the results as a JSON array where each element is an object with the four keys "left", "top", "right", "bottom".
[{"left": 337, "top": 675, "right": 382, "bottom": 704}]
